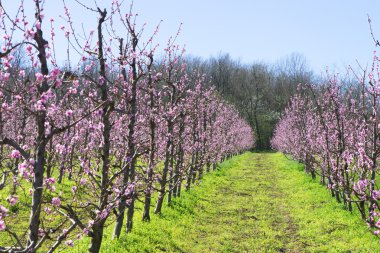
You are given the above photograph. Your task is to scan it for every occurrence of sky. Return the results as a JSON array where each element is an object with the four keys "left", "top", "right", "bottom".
[
  {"left": 131, "top": 0, "right": 380, "bottom": 73},
  {"left": 4, "top": 0, "right": 380, "bottom": 74}
]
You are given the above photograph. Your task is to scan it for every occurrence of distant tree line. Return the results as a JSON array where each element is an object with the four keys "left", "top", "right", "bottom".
[{"left": 184, "top": 52, "right": 314, "bottom": 150}]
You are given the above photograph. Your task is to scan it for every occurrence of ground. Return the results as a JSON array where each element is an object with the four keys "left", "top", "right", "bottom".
[{"left": 66, "top": 152, "right": 380, "bottom": 252}]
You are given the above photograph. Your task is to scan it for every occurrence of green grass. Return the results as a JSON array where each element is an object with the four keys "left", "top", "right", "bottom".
[
  {"left": 63, "top": 152, "right": 380, "bottom": 252},
  {"left": 2, "top": 152, "right": 380, "bottom": 252},
  {"left": 272, "top": 152, "right": 380, "bottom": 252}
]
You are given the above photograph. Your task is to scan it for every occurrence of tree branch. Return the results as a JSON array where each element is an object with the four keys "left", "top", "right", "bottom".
[{"left": 0, "top": 138, "right": 30, "bottom": 160}]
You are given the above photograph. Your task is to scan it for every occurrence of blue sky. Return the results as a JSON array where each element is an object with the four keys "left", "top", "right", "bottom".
[
  {"left": 6, "top": 0, "right": 380, "bottom": 73},
  {"left": 132, "top": 0, "right": 380, "bottom": 73}
]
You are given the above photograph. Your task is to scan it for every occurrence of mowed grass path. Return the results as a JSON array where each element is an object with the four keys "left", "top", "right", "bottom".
[{"left": 68, "top": 153, "right": 380, "bottom": 252}]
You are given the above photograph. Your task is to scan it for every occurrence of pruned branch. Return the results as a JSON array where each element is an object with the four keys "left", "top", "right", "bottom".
[
  {"left": 0, "top": 138, "right": 29, "bottom": 160},
  {"left": 48, "top": 100, "right": 109, "bottom": 139}
]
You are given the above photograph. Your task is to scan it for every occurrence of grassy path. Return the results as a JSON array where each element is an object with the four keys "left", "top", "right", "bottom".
[{"left": 69, "top": 152, "right": 380, "bottom": 252}]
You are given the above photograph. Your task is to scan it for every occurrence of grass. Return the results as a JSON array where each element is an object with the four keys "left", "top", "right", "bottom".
[
  {"left": 64, "top": 152, "right": 380, "bottom": 252},
  {"left": 2, "top": 152, "right": 380, "bottom": 252},
  {"left": 271, "top": 152, "right": 380, "bottom": 252}
]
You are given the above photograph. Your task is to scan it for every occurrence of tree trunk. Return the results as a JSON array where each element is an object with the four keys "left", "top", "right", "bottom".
[
  {"left": 167, "top": 145, "right": 175, "bottom": 205},
  {"left": 126, "top": 199, "right": 135, "bottom": 232},
  {"left": 27, "top": 7, "right": 50, "bottom": 248},
  {"left": 186, "top": 153, "right": 195, "bottom": 191},
  {"left": 142, "top": 62, "right": 155, "bottom": 221},
  {"left": 173, "top": 148, "right": 183, "bottom": 198},
  {"left": 142, "top": 120, "right": 155, "bottom": 221},
  {"left": 114, "top": 33, "right": 139, "bottom": 238},
  {"left": 154, "top": 120, "right": 173, "bottom": 214},
  {"left": 89, "top": 9, "right": 111, "bottom": 252},
  {"left": 28, "top": 135, "right": 47, "bottom": 249},
  {"left": 89, "top": 221, "right": 105, "bottom": 253}
]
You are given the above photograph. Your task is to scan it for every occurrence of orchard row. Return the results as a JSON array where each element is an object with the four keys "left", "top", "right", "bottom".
[
  {"left": 272, "top": 51, "right": 380, "bottom": 236},
  {"left": 0, "top": 1, "right": 254, "bottom": 252}
]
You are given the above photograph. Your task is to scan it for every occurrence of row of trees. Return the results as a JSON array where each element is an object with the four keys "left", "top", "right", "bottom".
[
  {"left": 271, "top": 51, "right": 380, "bottom": 235},
  {"left": 0, "top": 1, "right": 254, "bottom": 252}
]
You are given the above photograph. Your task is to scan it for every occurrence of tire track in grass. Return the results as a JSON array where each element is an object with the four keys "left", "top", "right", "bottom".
[
  {"left": 253, "top": 153, "right": 302, "bottom": 253},
  {"left": 187, "top": 152, "right": 302, "bottom": 252}
]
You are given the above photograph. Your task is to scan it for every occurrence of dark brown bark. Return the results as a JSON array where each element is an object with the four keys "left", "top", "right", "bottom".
[
  {"left": 173, "top": 116, "right": 185, "bottom": 197},
  {"left": 154, "top": 120, "right": 173, "bottom": 214},
  {"left": 186, "top": 154, "right": 195, "bottom": 191},
  {"left": 142, "top": 59, "right": 155, "bottom": 222},
  {"left": 124, "top": 36, "right": 139, "bottom": 235},
  {"left": 88, "top": 221, "right": 105, "bottom": 253},
  {"left": 114, "top": 31, "right": 140, "bottom": 237},
  {"left": 89, "top": 8, "right": 110, "bottom": 253},
  {"left": 167, "top": 145, "right": 175, "bottom": 205},
  {"left": 27, "top": 3, "right": 50, "bottom": 250}
]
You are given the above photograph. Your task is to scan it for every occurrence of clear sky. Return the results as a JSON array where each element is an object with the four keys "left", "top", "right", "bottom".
[
  {"left": 134, "top": 0, "right": 380, "bottom": 73},
  {"left": 5, "top": 0, "right": 380, "bottom": 73}
]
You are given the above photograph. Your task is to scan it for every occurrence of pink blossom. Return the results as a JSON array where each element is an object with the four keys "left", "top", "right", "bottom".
[
  {"left": 6, "top": 195, "right": 18, "bottom": 206},
  {"left": 51, "top": 197, "right": 61, "bottom": 207},
  {"left": 0, "top": 220, "right": 5, "bottom": 231},
  {"left": 46, "top": 177, "right": 56, "bottom": 184},
  {"left": 26, "top": 45, "right": 33, "bottom": 53},
  {"left": 26, "top": 28, "right": 36, "bottom": 38},
  {"left": 3, "top": 73, "right": 10, "bottom": 82},
  {"left": 50, "top": 67, "right": 61, "bottom": 78},
  {"left": 40, "top": 94, "right": 48, "bottom": 103},
  {"left": 65, "top": 110, "right": 73, "bottom": 117},
  {"left": 10, "top": 150, "right": 21, "bottom": 159},
  {"left": 65, "top": 240, "right": 74, "bottom": 247},
  {"left": 35, "top": 73, "right": 44, "bottom": 82},
  {"left": 85, "top": 64, "right": 92, "bottom": 72},
  {"left": 55, "top": 79, "right": 62, "bottom": 88},
  {"left": 55, "top": 144, "right": 66, "bottom": 154},
  {"left": 68, "top": 88, "right": 77, "bottom": 94},
  {"left": 80, "top": 178, "right": 87, "bottom": 185},
  {"left": 38, "top": 228, "right": 45, "bottom": 237},
  {"left": 98, "top": 76, "right": 105, "bottom": 85},
  {"left": 36, "top": 100, "right": 45, "bottom": 111},
  {"left": 44, "top": 207, "right": 52, "bottom": 214},
  {"left": 18, "top": 162, "right": 28, "bottom": 175},
  {"left": 73, "top": 80, "right": 79, "bottom": 87},
  {"left": 0, "top": 205, "right": 8, "bottom": 215},
  {"left": 18, "top": 69, "right": 25, "bottom": 77},
  {"left": 83, "top": 228, "right": 89, "bottom": 235}
]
